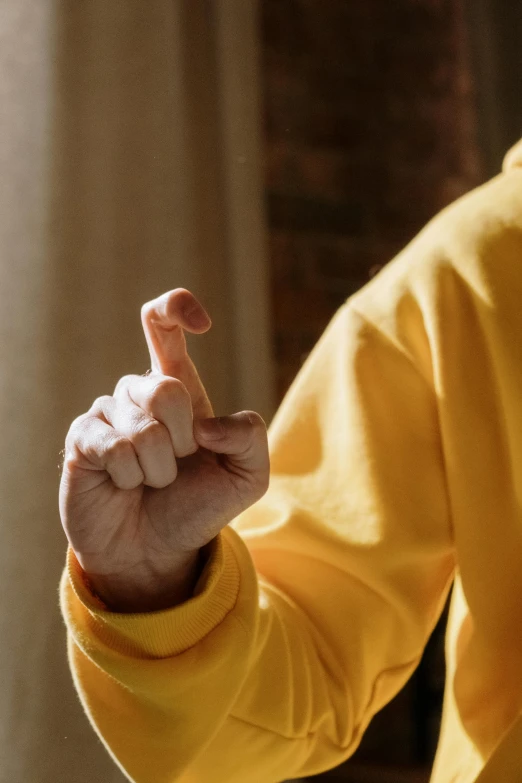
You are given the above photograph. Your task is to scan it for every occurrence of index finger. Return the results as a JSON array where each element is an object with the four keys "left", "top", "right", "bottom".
[{"left": 141, "top": 289, "right": 214, "bottom": 419}]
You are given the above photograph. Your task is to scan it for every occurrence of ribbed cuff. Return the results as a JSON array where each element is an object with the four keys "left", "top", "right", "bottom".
[{"left": 63, "top": 529, "right": 241, "bottom": 659}]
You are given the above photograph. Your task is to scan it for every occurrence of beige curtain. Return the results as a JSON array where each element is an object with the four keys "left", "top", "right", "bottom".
[{"left": 0, "top": 2, "right": 274, "bottom": 780}]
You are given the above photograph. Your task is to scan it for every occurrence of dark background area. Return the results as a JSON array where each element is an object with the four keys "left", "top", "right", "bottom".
[
  {"left": 259, "top": 0, "right": 522, "bottom": 780},
  {"left": 262, "top": 0, "right": 480, "bottom": 403}
]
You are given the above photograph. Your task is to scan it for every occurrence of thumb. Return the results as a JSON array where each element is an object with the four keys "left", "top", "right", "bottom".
[
  {"left": 194, "top": 411, "right": 269, "bottom": 493},
  {"left": 141, "top": 289, "right": 213, "bottom": 419}
]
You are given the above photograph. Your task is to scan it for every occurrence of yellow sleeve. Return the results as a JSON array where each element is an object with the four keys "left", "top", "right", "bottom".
[{"left": 60, "top": 275, "right": 456, "bottom": 782}]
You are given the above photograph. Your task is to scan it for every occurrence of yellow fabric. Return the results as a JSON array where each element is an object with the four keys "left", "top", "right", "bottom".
[{"left": 60, "top": 139, "right": 522, "bottom": 783}]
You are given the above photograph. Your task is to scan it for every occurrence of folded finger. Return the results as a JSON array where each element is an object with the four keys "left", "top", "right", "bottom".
[
  {"left": 97, "top": 395, "right": 177, "bottom": 489},
  {"left": 115, "top": 374, "right": 198, "bottom": 458},
  {"left": 66, "top": 407, "right": 144, "bottom": 491}
]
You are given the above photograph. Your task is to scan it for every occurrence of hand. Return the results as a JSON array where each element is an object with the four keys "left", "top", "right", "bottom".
[{"left": 59, "top": 289, "right": 269, "bottom": 611}]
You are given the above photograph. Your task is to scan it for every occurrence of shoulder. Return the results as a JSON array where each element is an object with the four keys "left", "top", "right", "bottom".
[
  {"left": 351, "top": 168, "right": 522, "bottom": 307},
  {"left": 345, "top": 169, "right": 522, "bottom": 376}
]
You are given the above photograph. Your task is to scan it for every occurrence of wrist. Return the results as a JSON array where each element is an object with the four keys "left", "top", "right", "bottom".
[{"left": 83, "top": 551, "right": 204, "bottom": 613}]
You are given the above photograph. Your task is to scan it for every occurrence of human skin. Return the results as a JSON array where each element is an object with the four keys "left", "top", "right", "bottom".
[{"left": 59, "top": 288, "right": 270, "bottom": 612}]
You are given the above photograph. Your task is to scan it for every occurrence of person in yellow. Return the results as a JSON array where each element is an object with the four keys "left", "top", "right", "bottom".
[{"left": 59, "top": 140, "right": 522, "bottom": 783}]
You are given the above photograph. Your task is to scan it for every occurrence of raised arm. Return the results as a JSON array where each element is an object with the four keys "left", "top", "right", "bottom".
[{"left": 60, "top": 280, "right": 455, "bottom": 781}]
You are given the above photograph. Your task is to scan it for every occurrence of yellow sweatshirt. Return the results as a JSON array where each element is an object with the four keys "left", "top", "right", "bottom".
[{"left": 60, "top": 140, "right": 522, "bottom": 783}]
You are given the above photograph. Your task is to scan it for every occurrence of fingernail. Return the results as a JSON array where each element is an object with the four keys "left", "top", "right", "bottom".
[{"left": 183, "top": 305, "right": 210, "bottom": 329}]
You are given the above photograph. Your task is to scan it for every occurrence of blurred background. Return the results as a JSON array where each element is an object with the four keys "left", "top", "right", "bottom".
[{"left": 1, "top": 1, "right": 521, "bottom": 781}]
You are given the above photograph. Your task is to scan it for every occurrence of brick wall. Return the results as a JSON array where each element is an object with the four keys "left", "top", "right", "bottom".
[
  {"left": 260, "top": 0, "right": 481, "bottom": 778},
  {"left": 261, "top": 0, "right": 481, "bottom": 401}
]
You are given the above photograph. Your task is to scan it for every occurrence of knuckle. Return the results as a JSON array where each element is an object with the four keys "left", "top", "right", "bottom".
[
  {"left": 114, "top": 374, "right": 137, "bottom": 395},
  {"left": 126, "top": 407, "right": 149, "bottom": 431},
  {"left": 67, "top": 412, "right": 93, "bottom": 443},
  {"left": 90, "top": 394, "right": 113, "bottom": 414},
  {"left": 105, "top": 436, "right": 133, "bottom": 463},
  {"left": 68, "top": 411, "right": 89, "bottom": 433},
  {"left": 147, "top": 377, "right": 187, "bottom": 409},
  {"left": 131, "top": 418, "right": 167, "bottom": 448}
]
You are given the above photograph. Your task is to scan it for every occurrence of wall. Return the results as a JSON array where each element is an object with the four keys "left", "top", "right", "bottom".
[
  {"left": 260, "top": 0, "right": 481, "bottom": 776},
  {"left": 262, "top": 0, "right": 481, "bottom": 400}
]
